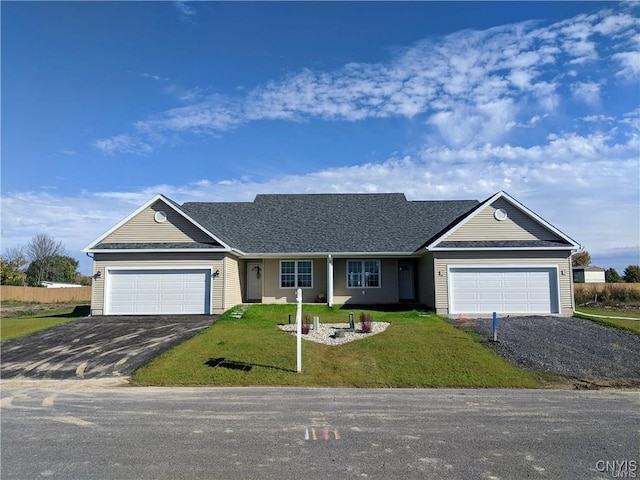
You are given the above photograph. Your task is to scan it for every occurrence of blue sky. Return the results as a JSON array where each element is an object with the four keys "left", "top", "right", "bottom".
[{"left": 2, "top": 1, "right": 639, "bottom": 275}]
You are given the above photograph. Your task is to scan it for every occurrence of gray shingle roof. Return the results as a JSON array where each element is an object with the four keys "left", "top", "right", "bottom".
[{"left": 182, "top": 194, "right": 478, "bottom": 254}]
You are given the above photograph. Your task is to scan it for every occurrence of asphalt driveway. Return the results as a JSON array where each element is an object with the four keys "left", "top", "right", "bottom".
[
  {"left": 1, "top": 315, "right": 217, "bottom": 380},
  {"left": 451, "top": 315, "right": 640, "bottom": 380}
]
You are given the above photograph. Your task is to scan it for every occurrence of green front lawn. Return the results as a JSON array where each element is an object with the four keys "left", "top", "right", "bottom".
[
  {"left": 0, "top": 307, "right": 85, "bottom": 341},
  {"left": 133, "top": 305, "right": 541, "bottom": 388},
  {"left": 574, "top": 307, "right": 640, "bottom": 335}
]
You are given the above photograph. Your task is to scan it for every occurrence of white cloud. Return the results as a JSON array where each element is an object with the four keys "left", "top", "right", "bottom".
[
  {"left": 93, "top": 134, "right": 153, "bottom": 156},
  {"left": 94, "top": 6, "right": 638, "bottom": 154},
  {"left": 612, "top": 51, "right": 640, "bottom": 78},
  {"left": 5, "top": 119, "right": 638, "bottom": 275},
  {"left": 174, "top": 1, "right": 196, "bottom": 23},
  {"left": 571, "top": 81, "right": 602, "bottom": 105},
  {"left": 582, "top": 114, "right": 614, "bottom": 123}
]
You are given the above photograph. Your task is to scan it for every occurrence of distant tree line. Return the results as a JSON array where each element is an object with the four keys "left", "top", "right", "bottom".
[
  {"left": 572, "top": 250, "right": 640, "bottom": 283},
  {"left": 0, "top": 234, "right": 91, "bottom": 286}
]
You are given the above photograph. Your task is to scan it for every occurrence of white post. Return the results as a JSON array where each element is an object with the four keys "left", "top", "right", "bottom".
[
  {"left": 296, "top": 288, "right": 302, "bottom": 373},
  {"left": 327, "top": 254, "right": 334, "bottom": 307}
]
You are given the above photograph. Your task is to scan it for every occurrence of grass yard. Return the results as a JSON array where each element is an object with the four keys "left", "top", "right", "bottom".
[
  {"left": 0, "top": 307, "right": 87, "bottom": 341},
  {"left": 133, "top": 305, "right": 541, "bottom": 388},
  {"left": 574, "top": 307, "right": 640, "bottom": 335}
]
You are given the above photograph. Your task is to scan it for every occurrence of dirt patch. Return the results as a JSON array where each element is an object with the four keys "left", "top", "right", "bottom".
[{"left": 0, "top": 303, "right": 87, "bottom": 317}]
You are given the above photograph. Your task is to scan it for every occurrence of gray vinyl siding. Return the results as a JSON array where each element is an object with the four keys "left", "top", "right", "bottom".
[
  {"left": 262, "top": 258, "right": 327, "bottom": 304},
  {"left": 257, "top": 257, "right": 399, "bottom": 305},
  {"left": 332, "top": 258, "right": 398, "bottom": 305},
  {"left": 432, "top": 250, "right": 574, "bottom": 316},
  {"left": 417, "top": 252, "right": 435, "bottom": 309},
  {"left": 90, "top": 252, "right": 226, "bottom": 315},
  {"left": 103, "top": 201, "right": 218, "bottom": 244},
  {"left": 447, "top": 198, "right": 564, "bottom": 242}
]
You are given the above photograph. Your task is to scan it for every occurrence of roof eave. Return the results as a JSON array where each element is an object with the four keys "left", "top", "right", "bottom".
[
  {"left": 428, "top": 246, "right": 577, "bottom": 252},
  {"left": 87, "top": 247, "right": 232, "bottom": 254},
  {"left": 242, "top": 251, "right": 417, "bottom": 258}
]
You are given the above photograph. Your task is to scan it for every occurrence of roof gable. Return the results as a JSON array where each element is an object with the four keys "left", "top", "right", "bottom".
[
  {"left": 83, "top": 194, "right": 231, "bottom": 252},
  {"left": 427, "top": 191, "right": 579, "bottom": 250}
]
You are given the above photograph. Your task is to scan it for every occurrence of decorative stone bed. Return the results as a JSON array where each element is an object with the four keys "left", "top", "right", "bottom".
[{"left": 278, "top": 322, "right": 390, "bottom": 346}]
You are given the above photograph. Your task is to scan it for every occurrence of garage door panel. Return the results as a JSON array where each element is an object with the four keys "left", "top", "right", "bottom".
[
  {"left": 478, "top": 291, "right": 503, "bottom": 300},
  {"left": 503, "top": 280, "right": 528, "bottom": 288},
  {"left": 504, "top": 291, "right": 528, "bottom": 300},
  {"left": 107, "top": 269, "right": 211, "bottom": 315},
  {"left": 160, "top": 293, "right": 184, "bottom": 302},
  {"left": 450, "top": 267, "right": 558, "bottom": 314}
]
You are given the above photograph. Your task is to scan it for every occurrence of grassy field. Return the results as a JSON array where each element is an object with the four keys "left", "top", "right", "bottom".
[
  {"left": 0, "top": 306, "right": 87, "bottom": 341},
  {"left": 574, "top": 307, "right": 640, "bottom": 335},
  {"left": 133, "top": 305, "right": 541, "bottom": 388}
]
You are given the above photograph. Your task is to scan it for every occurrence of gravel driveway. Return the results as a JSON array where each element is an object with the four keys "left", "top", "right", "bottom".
[{"left": 451, "top": 315, "right": 640, "bottom": 380}]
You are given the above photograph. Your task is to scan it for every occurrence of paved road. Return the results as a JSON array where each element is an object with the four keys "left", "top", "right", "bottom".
[
  {"left": 1, "top": 315, "right": 217, "bottom": 379},
  {"left": 1, "top": 386, "right": 638, "bottom": 479}
]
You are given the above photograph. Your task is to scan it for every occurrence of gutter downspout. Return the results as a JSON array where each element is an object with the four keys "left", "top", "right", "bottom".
[{"left": 327, "top": 254, "right": 334, "bottom": 307}]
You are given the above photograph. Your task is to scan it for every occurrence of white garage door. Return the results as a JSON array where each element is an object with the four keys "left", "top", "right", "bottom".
[
  {"left": 449, "top": 267, "right": 558, "bottom": 314},
  {"left": 107, "top": 269, "right": 211, "bottom": 315}
]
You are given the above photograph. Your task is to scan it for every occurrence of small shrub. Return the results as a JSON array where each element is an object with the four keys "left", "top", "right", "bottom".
[
  {"left": 334, "top": 330, "right": 345, "bottom": 338},
  {"left": 302, "top": 313, "right": 311, "bottom": 334},
  {"left": 359, "top": 312, "right": 372, "bottom": 334}
]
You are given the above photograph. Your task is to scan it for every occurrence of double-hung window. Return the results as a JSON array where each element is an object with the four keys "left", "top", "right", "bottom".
[
  {"left": 280, "top": 260, "right": 313, "bottom": 288},
  {"left": 347, "top": 260, "right": 380, "bottom": 288}
]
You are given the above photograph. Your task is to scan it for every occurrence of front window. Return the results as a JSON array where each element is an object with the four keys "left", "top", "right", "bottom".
[
  {"left": 347, "top": 260, "right": 380, "bottom": 288},
  {"left": 280, "top": 260, "right": 313, "bottom": 288}
]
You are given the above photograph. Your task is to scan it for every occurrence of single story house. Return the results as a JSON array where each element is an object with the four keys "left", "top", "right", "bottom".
[
  {"left": 572, "top": 266, "right": 606, "bottom": 283},
  {"left": 83, "top": 191, "right": 580, "bottom": 316}
]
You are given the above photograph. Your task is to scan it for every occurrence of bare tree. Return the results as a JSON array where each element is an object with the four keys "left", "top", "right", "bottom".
[{"left": 24, "top": 234, "right": 66, "bottom": 285}]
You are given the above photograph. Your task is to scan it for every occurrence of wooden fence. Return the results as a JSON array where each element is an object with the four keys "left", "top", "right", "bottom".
[
  {"left": 574, "top": 282, "right": 640, "bottom": 304},
  {"left": 574, "top": 282, "right": 640, "bottom": 294},
  {"left": 0, "top": 285, "right": 91, "bottom": 303}
]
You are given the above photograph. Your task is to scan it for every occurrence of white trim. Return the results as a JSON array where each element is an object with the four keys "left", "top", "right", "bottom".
[
  {"left": 327, "top": 255, "right": 334, "bottom": 307},
  {"left": 426, "top": 191, "right": 580, "bottom": 251},
  {"left": 446, "top": 264, "right": 561, "bottom": 315},
  {"left": 154, "top": 211, "right": 167, "bottom": 223},
  {"left": 244, "top": 251, "right": 415, "bottom": 258},
  {"left": 104, "top": 266, "right": 214, "bottom": 315},
  {"left": 346, "top": 259, "right": 382, "bottom": 289},
  {"left": 279, "top": 260, "right": 314, "bottom": 289},
  {"left": 88, "top": 248, "right": 231, "bottom": 254},
  {"left": 82, "top": 194, "right": 232, "bottom": 252},
  {"left": 429, "top": 246, "right": 574, "bottom": 251}
]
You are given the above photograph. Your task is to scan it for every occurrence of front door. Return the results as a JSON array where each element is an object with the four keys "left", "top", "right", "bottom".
[
  {"left": 398, "top": 262, "right": 415, "bottom": 301},
  {"left": 246, "top": 262, "right": 263, "bottom": 301}
]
